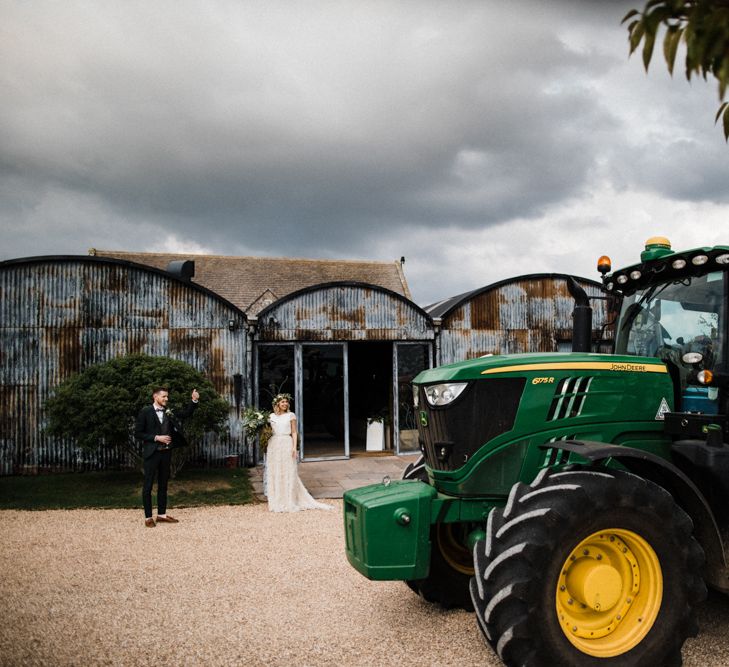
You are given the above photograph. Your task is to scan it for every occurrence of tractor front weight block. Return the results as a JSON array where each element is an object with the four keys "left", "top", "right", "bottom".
[{"left": 344, "top": 480, "right": 437, "bottom": 580}]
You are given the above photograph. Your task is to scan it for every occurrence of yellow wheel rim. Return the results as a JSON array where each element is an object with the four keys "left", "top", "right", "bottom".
[
  {"left": 555, "top": 528, "right": 663, "bottom": 658},
  {"left": 436, "top": 523, "right": 474, "bottom": 576}
]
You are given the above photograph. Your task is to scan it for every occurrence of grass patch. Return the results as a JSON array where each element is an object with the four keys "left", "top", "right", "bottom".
[{"left": 0, "top": 467, "right": 253, "bottom": 510}]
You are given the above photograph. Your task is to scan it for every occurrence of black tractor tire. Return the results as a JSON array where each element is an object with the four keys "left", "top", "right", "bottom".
[
  {"left": 402, "top": 455, "right": 474, "bottom": 610},
  {"left": 406, "top": 522, "right": 475, "bottom": 610},
  {"left": 471, "top": 466, "right": 706, "bottom": 667}
]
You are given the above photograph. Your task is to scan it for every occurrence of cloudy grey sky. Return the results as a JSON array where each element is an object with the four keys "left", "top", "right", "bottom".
[{"left": 2, "top": 1, "right": 728, "bottom": 305}]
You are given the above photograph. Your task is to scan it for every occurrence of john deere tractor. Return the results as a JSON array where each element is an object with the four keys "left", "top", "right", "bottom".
[{"left": 344, "top": 237, "right": 729, "bottom": 666}]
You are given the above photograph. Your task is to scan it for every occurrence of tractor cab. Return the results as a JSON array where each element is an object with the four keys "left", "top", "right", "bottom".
[
  {"left": 608, "top": 239, "right": 726, "bottom": 414},
  {"left": 614, "top": 263, "right": 725, "bottom": 414},
  {"left": 604, "top": 238, "right": 729, "bottom": 521}
]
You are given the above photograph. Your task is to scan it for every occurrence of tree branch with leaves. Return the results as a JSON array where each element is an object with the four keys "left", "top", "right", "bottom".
[{"left": 624, "top": 0, "right": 729, "bottom": 139}]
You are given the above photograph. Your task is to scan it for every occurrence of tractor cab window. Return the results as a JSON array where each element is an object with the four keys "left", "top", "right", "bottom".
[{"left": 615, "top": 271, "right": 725, "bottom": 413}]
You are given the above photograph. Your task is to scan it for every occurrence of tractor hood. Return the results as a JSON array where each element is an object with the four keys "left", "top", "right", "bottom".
[{"left": 413, "top": 352, "right": 669, "bottom": 385}]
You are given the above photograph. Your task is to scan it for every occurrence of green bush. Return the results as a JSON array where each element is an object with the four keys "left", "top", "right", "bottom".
[{"left": 46, "top": 354, "right": 230, "bottom": 474}]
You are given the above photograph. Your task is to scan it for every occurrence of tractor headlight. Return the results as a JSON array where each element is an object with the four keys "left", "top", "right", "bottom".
[
  {"left": 413, "top": 388, "right": 419, "bottom": 408},
  {"left": 424, "top": 382, "right": 468, "bottom": 407}
]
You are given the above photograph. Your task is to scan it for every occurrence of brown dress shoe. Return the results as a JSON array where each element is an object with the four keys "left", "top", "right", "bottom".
[
  {"left": 156, "top": 515, "right": 179, "bottom": 523},
  {"left": 145, "top": 518, "right": 156, "bottom": 527}
]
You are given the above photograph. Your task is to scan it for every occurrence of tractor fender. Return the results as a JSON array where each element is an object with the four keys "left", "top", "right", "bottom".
[{"left": 541, "top": 440, "right": 727, "bottom": 582}]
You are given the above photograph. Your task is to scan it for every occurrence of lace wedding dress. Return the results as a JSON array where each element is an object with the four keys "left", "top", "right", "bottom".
[{"left": 265, "top": 411, "right": 332, "bottom": 513}]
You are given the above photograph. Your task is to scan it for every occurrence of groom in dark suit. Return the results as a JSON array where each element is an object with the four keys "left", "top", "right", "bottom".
[{"left": 135, "top": 386, "right": 199, "bottom": 527}]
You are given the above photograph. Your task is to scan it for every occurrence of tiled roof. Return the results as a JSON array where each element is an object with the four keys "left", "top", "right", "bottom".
[{"left": 90, "top": 250, "right": 411, "bottom": 315}]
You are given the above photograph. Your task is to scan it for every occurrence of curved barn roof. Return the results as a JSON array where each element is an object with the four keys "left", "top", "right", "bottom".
[
  {"left": 256, "top": 280, "right": 431, "bottom": 320},
  {"left": 256, "top": 281, "right": 434, "bottom": 342},
  {"left": 0, "top": 254, "right": 247, "bottom": 320},
  {"left": 424, "top": 273, "right": 604, "bottom": 320}
]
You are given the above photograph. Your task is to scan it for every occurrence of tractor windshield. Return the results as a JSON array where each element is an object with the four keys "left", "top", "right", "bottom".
[{"left": 615, "top": 271, "right": 725, "bottom": 412}]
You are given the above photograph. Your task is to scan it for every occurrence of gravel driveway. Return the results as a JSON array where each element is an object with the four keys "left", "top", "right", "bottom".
[{"left": 2, "top": 502, "right": 729, "bottom": 666}]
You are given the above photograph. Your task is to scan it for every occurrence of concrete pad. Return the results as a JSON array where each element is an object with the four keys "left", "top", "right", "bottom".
[
  {"left": 311, "top": 486, "right": 345, "bottom": 499},
  {"left": 250, "top": 454, "right": 421, "bottom": 500},
  {"left": 343, "top": 471, "right": 391, "bottom": 480},
  {"left": 340, "top": 479, "right": 374, "bottom": 491}
]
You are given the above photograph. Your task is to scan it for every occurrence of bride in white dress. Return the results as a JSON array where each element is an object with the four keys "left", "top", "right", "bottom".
[{"left": 266, "top": 394, "right": 332, "bottom": 513}]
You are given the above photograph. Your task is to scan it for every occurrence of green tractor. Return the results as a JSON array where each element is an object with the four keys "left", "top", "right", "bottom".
[{"left": 344, "top": 237, "right": 729, "bottom": 665}]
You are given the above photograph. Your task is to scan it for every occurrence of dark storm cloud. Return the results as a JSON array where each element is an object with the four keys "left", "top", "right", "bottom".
[
  {"left": 615, "top": 137, "right": 729, "bottom": 204},
  {"left": 1, "top": 1, "right": 627, "bottom": 257},
  {"left": 2, "top": 0, "right": 728, "bottom": 305},
  {"left": 595, "top": 61, "right": 729, "bottom": 205}
]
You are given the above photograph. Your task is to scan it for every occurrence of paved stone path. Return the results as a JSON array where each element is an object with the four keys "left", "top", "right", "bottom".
[{"left": 249, "top": 452, "right": 420, "bottom": 500}]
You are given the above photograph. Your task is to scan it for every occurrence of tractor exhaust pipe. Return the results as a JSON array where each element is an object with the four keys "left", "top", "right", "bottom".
[{"left": 566, "top": 276, "right": 592, "bottom": 353}]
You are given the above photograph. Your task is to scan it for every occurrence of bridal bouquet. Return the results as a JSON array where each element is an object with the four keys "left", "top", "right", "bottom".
[{"left": 242, "top": 407, "right": 273, "bottom": 452}]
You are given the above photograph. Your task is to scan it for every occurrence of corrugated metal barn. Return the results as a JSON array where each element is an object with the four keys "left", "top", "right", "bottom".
[
  {"left": 427, "top": 273, "right": 613, "bottom": 366},
  {"left": 0, "top": 256, "right": 248, "bottom": 475},
  {"left": 0, "top": 255, "right": 615, "bottom": 474},
  {"left": 254, "top": 282, "right": 435, "bottom": 459}
]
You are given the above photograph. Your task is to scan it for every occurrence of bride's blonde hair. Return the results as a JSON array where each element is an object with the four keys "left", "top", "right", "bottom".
[{"left": 272, "top": 393, "right": 292, "bottom": 410}]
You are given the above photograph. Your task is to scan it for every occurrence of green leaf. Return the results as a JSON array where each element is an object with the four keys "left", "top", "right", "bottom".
[
  {"left": 717, "top": 101, "right": 729, "bottom": 123},
  {"left": 630, "top": 21, "right": 646, "bottom": 54},
  {"left": 621, "top": 8, "right": 640, "bottom": 24},
  {"left": 718, "top": 59, "right": 729, "bottom": 99},
  {"left": 663, "top": 26, "right": 682, "bottom": 75},
  {"left": 643, "top": 29, "right": 657, "bottom": 70},
  {"left": 716, "top": 102, "right": 729, "bottom": 141}
]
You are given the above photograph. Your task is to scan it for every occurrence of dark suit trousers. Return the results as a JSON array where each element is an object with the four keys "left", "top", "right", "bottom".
[{"left": 142, "top": 449, "right": 172, "bottom": 518}]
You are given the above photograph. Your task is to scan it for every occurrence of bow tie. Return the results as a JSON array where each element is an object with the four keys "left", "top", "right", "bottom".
[{"left": 155, "top": 408, "right": 164, "bottom": 413}]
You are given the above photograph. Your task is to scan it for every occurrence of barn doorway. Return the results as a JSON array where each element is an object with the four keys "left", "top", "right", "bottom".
[
  {"left": 347, "top": 342, "right": 393, "bottom": 455},
  {"left": 300, "top": 343, "right": 347, "bottom": 459},
  {"left": 255, "top": 340, "right": 432, "bottom": 461}
]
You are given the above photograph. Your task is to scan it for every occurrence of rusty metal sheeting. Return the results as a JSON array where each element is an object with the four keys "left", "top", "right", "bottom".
[
  {"left": 0, "top": 258, "right": 248, "bottom": 475},
  {"left": 257, "top": 284, "right": 434, "bottom": 342},
  {"left": 437, "top": 277, "right": 613, "bottom": 364}
]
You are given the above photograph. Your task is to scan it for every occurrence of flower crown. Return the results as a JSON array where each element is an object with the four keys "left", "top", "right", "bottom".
[{"left": 272, "top": 393, "right": 292, "bottom": 409}]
